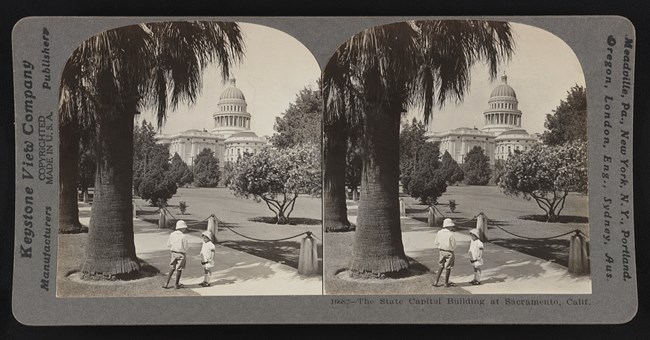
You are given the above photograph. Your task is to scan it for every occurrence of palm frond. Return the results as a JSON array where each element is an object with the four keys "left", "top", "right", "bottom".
[{"left": 323, "top": 20, "right": 515, "bottom": 127}]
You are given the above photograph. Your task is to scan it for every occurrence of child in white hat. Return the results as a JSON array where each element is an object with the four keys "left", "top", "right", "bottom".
[
  {"left": 468, "top": 229, "right": 484, "bottom": 285},
  {"left": 199, "top": 230, "right": 216, "bottom": 287},
  {"left": 163, "top": 220, "right": 189, "bottom": 289}
]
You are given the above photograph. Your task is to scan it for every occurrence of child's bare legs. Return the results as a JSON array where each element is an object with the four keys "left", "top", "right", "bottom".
[
  {"left": 203, "top": 269, "right": 211, "bottom": 286},
  {"left": 473, "top": 267, "right": 482, "bottom": 284}
]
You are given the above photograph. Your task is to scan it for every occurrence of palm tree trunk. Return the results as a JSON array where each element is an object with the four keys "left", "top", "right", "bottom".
[
  {"left": 59, "top": 119, "right": 83, "bottom": 233},
  {"left": 324, "top": 115, "right": 353, "bottom": 232},
  {"left": 81, "top": 108, "right": 139, "bottom": 276},
  {"left": 349, "top": 104, "right": 408, "bottom": 274}
]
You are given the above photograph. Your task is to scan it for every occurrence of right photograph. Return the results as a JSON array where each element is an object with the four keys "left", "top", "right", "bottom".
[{"left": 322, "top": 20, "right": 591, "bottom": 295}]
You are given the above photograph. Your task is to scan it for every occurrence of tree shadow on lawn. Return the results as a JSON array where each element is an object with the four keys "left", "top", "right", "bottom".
[
  {"left": 520, "top": 215, "right": 589, "bottom": 224},
  {"left": 139, "top": 217, "right": 211, "bottom": 231},
  {"left": 409, "top": 216, "right": 511, "bottom": 230},
  {"left": 490, "top": 238, "right": 570, "bottom": 267},
  {"left": 219, "top": 239, "right": 323, "bottom": 271},
  {"left": 409, "top": 247, "right": 556, "bottom": 282},
  {"left": 248, "top": 216, "right": 322, "bottom": 226},
  {"left": 137, "top": 209, "right": 160, "bottom": 217}
]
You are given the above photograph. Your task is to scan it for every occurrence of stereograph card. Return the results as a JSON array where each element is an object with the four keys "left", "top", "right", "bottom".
[{"left": 11, "top": 16, "right": 637, "bottom": 324}]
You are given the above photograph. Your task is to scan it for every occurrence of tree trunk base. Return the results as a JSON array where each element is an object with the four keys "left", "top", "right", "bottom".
[
  {"left": 59, "top": 221, "right": 88, "bottom": 234},
  {"left": 81, "top": 256, "right": 140, "bottom": 277},
  {"left": 324, "top": 220, "right": 355, "bottom": 232},
  {"left": 348, "top": 254, "right": 409, "bottom": 275}
]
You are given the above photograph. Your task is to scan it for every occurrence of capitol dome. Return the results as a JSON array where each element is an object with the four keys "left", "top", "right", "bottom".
[
  {"left": 490, "top": 74, "right": 517, "bottom": 98},
  {"left": 212, "top": 77, "right": 251, "bottom": 136},
  {"left": 482, "top": 73, "right": 523, "bottom": 135},
  {"left": 219, "top": 78, "right": 246, "bottom": 101}
]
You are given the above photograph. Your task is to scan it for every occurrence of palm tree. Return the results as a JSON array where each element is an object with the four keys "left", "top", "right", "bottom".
[
  {"left": 59, "top": 21, "right": 244, "bottom": 276},
  {"left": 323, "top": 111, "right": 354, "bottom": 232},
  {"left": 58, "top": 116, "right": 83, "bottom": 233},
  {"left": 323, "top": 20, "right": 514, "bottom": 275}
]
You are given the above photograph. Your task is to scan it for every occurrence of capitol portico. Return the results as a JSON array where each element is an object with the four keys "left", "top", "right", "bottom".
[
  {"left": 157, "top": 78, "right": 267, "bottom": 165},
  {"left": 426, "top": 74, "right": 540, "bottom": 165}
]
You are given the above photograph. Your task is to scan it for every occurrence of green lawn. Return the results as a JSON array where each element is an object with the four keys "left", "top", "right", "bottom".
[
  {"left": 406, "top": 185, "right": 589, "bottom": 267},
  {"left": 324, "top": 185, "right": 589, "bottom": 294},
  {"left": 57, "top": 188, "right": 323, "bottom": 296},
  {"left": 139, "top": 187, "right": 322, "bottom": 270}
]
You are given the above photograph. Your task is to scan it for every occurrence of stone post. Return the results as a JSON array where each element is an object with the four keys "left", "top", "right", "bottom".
[
  {"left": 207, "top": 216, "right": 218, "bottom": 243},
  {"left": 568, "top": 231, "right": 590, "bottom": 275},
  {"left": 399, "top": 199, "right": 405, "bottom": 217},
  {"left": 158, "top": 209, "right": 166, "bottom": 229},
  {"left": 298, "top": 232, "right": 319, "bottom": 275},
  {"left": 132, "top": 201, "right": 137, "bottom": 219},
  {"left": 428, "top": 206, "right": 437, "bottom": 227},
  {"left": 476, "top": 213, "right": 488, "bottom": 241}
]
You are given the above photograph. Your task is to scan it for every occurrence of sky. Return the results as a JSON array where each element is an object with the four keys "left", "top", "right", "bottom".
[
  {"left": 138, "top": 22, "right": 321, "bottom": 138},
  {"left": 408, "top": 22, "right": 586, "bottom": 135},
  {"left": 139, "top": 22, "right": 585, "bottom": 137}
]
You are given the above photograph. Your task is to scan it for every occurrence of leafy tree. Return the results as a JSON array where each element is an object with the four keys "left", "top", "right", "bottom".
[
  {"left": 229, "top": 144, "right": 321, "bottom": 224},
  {"left": 399, "top": 119, "right": 427, "bottom": 194},
  {"left": 542, "top": 85, "right": 587, "bottom": 146},
  {"left": 220, "top": 161, "right": 235, "bottom": 187},
  {"left": 169, "top": 153, "right": 194, "bottom": 187},
  {"left": 406, "top": 142, "right": 447, "bottom": 205},
  {"left": 270, "top": 85, "right": 322, "bottom": 149},
  {"left": 492, "top": 158, "right": 506, "bottom": 185},
  {"left": 59, "top": 22, "right": 243, "bottom": 276},
  {"left": 135, "top": 147, "right": 178, "bottom": 206},
  {"left": 463, "top": 146, "right": 491, "bottom": 185},
  {"left": 132, "top": 120, "right": 158, "bottom": 191},
  {"left": 132, "top": 123, "right": 178, "bottom": 206},
  {"left": 440, "top": 151, "right": 464, "bottom": 185},
  {"left": 323, "top": 20, "right": 513, "bottom": 275},
  {"left": 133, "top": 120, "right": 157, "bottom": 165},
  {"left": 193, "top": 148, "right": 221, "bottom": 187},
  {"left": 499, "top": 140, "right": 588, "bottom": 222}
]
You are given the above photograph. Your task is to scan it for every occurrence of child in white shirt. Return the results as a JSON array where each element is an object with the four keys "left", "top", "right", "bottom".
[
  {"left": 199, "top": 231, "right": 216, "bottom": 287},
  {"left": 468, "top": 229, "right": 484, "bottom": 285}
]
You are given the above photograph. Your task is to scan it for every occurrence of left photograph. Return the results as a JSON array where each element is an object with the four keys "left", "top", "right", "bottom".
[{"left": 57, "top": 21, "right": 323, "bottom": 297}]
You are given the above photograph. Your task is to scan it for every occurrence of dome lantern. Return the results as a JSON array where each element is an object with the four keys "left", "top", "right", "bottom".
[
  {"left": 490, "top": 73, "right": 517, "bottom": 99},
  {"left": 219, "top": 77, "right": 246, "bottom": 101}
]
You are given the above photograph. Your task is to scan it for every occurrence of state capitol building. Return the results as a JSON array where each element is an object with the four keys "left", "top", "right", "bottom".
[
  {"left": 426, "top": 74, "right": 540, "bottom": 165},
  {"left": 157, "top": 78, "right": 267, "bottom": 165}
]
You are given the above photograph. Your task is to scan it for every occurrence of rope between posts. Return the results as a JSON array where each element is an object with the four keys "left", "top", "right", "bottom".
[
  {"left": 162, "top": 207, "right": 210, "bottom": 227},
  {"left": 491, "top": 224, "right": 580, "bottom": 240},
  {"left": 311, "top": 233, "right": 322, "bottom": 242},
  {"left": 432, "top": 204, "right": 447, "bottom": 219},
  {"left": 132, "top": 200, "right": 145, "bottom": 212},
  {"left": 212, "top": 215, "right": 318, "bottom": 243},
  {"left": 157, "top": 209, "right": 319, "bottom": 242},
  {"left": 481, "top": 213, "right": 588, "bottom": 241}
]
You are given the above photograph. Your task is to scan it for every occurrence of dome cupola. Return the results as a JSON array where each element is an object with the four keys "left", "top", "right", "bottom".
[
  {"left": 482, "top": 73, "right": 523, "bottom": 134},
  {"left": 212, "top": 77, "right": 252, "bottom": 137},
  {"left": 490, "top": 74, "right": 517, "bottom": 98},
  {"left": 219, "top": 78, "right": 246, "bottom": 101}
]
